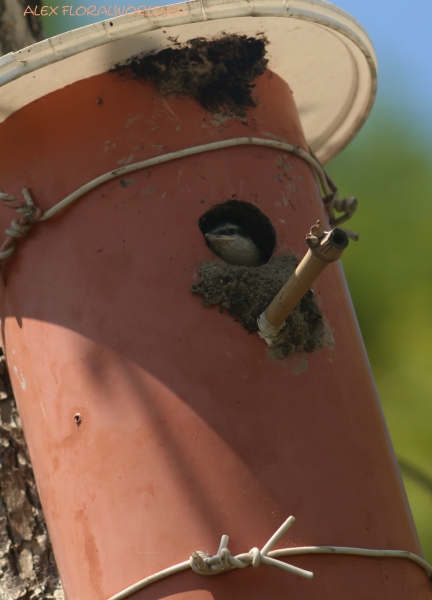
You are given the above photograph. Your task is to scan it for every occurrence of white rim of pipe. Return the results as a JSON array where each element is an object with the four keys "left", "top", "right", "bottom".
[{"left": 0, "top": 0, "right": 377, "bottom": 163}]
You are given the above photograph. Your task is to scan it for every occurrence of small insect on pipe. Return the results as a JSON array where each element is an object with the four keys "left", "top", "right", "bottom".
[{"left": 257, "top": 221, "right": 349, "bottom": 346}]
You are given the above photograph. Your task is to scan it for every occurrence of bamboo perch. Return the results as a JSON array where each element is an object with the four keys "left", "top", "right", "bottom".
[{"left": 257, "top": 222, "right": 349, "bottom": 346}]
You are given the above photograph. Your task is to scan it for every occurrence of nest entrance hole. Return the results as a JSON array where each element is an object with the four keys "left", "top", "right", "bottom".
[{"left": 199, "top": 200, "right": 277, "bottom": 264}]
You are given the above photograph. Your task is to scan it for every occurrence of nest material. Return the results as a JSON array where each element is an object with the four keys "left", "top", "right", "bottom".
[
  {"left": 191, "top": 254, "right": 334, "bottom": 358},
  {"left": 115, "top": 35, "right": 268, "bottom": 117}
]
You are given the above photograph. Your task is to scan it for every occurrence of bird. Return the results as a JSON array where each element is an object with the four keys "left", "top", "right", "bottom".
[{"left": 204, "top": 222, "right": 265, "bottom": 267}]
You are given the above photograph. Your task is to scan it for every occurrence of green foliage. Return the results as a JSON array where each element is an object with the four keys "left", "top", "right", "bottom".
[{"left": 328, "top": 105, "right": 432, "bottom": 560}]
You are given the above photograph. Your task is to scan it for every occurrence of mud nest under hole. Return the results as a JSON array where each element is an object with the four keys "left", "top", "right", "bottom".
[
  {"left": 116, "top": 35, "right": 268, "bottom": 117},
  {"left": 191, "top": 254, "right": 333, "bottom": 359}
]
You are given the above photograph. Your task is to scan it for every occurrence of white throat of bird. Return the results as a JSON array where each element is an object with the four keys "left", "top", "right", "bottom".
[{"left": 205, "top": 222, "right": 265, "bottom": 267}]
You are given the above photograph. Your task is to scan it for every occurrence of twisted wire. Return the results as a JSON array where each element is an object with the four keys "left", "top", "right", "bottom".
[
  {"left": 0, "top": 188, "right": 43, "bottom": 260},
  {"left": 107, "top": 515, "right": 432, "bottom": 600},
  {"left": 0, "top": 138, "right": 357, "bottom": 261}
]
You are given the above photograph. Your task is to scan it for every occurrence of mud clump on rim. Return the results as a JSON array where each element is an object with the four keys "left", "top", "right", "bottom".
[
  {"left": 191, "top": 254, "right": 333, "bottom": 359},
  {"left": 118, "top": 35, "right": 268, "bottom": 117}
]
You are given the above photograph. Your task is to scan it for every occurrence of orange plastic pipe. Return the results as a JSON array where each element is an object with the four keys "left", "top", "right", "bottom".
[{"left": 0, "top": 68, "right": 430, "bottom": 600}]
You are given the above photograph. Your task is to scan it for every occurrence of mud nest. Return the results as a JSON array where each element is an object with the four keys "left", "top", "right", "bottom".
[
  {"left": 191, "top": 254, "right": 333, "bottom": 359},
  {"left": 117, "top": 35, "right": 268, "bottom": 116}
]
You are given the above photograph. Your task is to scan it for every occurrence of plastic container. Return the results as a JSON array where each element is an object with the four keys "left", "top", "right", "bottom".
[{"left": 0, "top": 2, "right": 430, "bottom": 599}]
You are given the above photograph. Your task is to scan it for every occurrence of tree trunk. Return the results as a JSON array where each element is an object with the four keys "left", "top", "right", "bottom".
[
  {"left": 0, "top": 353, "right": 64, "bottom": 599},
  {"left": 0, "top": 6, "right": 64, "bottom": 599},
  {"left": 0, "top": 0, "right": 43, "bottom": 54}
]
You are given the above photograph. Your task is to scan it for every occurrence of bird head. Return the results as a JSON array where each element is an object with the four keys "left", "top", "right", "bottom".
[{"left": 204, "top": 222, "right": 265, "bottom": 267}]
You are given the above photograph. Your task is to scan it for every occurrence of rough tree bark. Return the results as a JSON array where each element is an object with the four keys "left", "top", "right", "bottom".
[
  {"left": 0, "top": 0, "right": 43, "bottom": 54},
  {"left": 0, "top": 5, "right": 64, "bottom": 599},
  {"left": 0, "top": 353, "right": 64, "bottom": 599}
]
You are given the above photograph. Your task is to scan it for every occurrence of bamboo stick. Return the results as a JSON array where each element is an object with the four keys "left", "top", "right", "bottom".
[{"left": 257, "top": 222, "right": 349, "bottom": 346}]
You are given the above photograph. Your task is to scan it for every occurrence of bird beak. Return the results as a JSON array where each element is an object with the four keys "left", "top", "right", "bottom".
[{"left": 205, "top": 233, "right": 230, "bottom": 241}]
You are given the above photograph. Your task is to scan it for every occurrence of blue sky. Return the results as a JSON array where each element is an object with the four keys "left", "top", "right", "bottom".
[{"left": 335, "top": 0, "right": 432, "bottom": 131}]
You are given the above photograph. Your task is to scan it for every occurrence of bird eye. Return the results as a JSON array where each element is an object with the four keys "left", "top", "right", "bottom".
[{"left": 228, "top": 228, "right": 236, "bottom": 235}]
